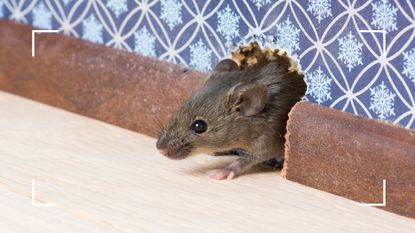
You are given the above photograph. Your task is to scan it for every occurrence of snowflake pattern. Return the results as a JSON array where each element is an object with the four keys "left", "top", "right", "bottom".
[
  {"left": 134, "top": 26, "right": 156, "bottom": 57},
  {"left": 306, "top": 66, "right": 332, "bottom": 104},
  {"left": 274, "top": 17, "right": 300, "bottom": 55},
  {"left": 2, "top": 1, "right": 415, "bottom": 129},
  {"left": 160, "top": 0, "right": 183, "bottom": 30},
  {"left": 337, "top": 31, "right": 363, "bottom": 71},
  {"left": 82, "top": 14, "right": 104, "bottom": 43},
  {"left": 217, "top": 5, "right": 240, "bottom": 42},
  {"left": 106, "top": 0, "right": 128, "bottom": 18},
  {"left": 242, "top": 32, "right": 274, "bottom": 49},
  {"left": 403, "top": 48, "right": 415, "bottom": 86},
  {"left": 371, "top": 0, "right": 398, "bottom": 33},
  {"left": 369, "top": 81, "right": 396, "bottom": 119},
  {"left": 32, "top": 1, "right": 52, "bottom": 29},
  {"left": 250, "top": 0, "right": 271, "bottom": 10},
  {"left": 307, "top": 0, "right": 332, "bottom": 23},
  {"left": 189, "top": 39, "right": 212, "bottom": 71}
]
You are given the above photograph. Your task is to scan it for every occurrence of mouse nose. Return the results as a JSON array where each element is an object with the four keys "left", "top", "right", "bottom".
[{"left": 158, "top": 148, "right": 169, "bottom": 156}]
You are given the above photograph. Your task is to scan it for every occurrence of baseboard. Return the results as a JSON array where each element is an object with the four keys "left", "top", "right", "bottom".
[
  {"left": 0, "top": 20, "right": 205, "bottom": 137},
  {"left": 1, "top": 19, "right": 414, "bottom": 220},
  {"left": 283, "top": 101, "right": 415, "bottom": 219}
]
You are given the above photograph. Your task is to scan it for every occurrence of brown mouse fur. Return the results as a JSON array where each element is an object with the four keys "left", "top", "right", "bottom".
[{"left": 156, "top": 43, "right": 307, "bottom": 179}]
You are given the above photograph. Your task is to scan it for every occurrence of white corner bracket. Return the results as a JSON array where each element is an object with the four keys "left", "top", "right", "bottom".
[
  {"left": 358, "top": 179, "right": 387, "bottom": 207},
  {"left": 32, "top": 29, "right": 60, "bottom": 57},
  {"left": 31, "top": 179, "right": 59, "bottom": 207},
  {"left": 359, "top": 29, "right": 387, "bottom": 53}
]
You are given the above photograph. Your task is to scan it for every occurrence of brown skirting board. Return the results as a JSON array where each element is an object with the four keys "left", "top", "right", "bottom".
[
  {"left": 283, "top": 102, "right": 415, "bottom": 218},
  {"left": 1, "top": 20, "right": 415, "bottom": 219},
  {"left": 0, "top": 20, "right": 205, "bottom": 137}
]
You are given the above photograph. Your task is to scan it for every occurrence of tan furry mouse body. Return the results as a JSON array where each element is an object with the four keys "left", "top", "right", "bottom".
[{"left": 156, "top": 42, "right": 307, "bottom": 179}]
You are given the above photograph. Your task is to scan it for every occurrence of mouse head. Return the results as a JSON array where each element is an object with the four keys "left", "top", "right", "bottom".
[{"left": 156, "top": 59, "right": 268, "bottom": 160}]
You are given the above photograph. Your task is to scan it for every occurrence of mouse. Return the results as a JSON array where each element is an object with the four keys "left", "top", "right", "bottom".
[{"left": 156, "top": 42, "right": 307, "bottom": 180}]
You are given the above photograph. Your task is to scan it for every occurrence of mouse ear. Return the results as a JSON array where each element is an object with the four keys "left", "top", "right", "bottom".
[
  {"left": 229, "top": 83, "right": 268, "bottom": 116},
  {"left": 213, "top": 59, "right": 239, "bottom": 72}
]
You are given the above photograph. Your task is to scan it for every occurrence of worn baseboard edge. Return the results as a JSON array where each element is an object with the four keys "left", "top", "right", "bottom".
[
  {"left": 1, "top": 20, "right": 415, "bottom": 220},
  {"left": 0, "top": 20, "right": 205, "bottom": 138},
  {"left": 283, "top": 101, "right": 415, "bottom": 219}
]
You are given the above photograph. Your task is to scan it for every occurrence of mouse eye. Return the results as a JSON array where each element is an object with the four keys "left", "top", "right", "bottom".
[{"left": 191, "top": 120, "right": 207, "bottom": 134}]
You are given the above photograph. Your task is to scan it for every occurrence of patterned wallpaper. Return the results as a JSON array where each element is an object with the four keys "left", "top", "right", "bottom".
[{"left": 1, "top": 0, "right": 415, "bottom": 129}]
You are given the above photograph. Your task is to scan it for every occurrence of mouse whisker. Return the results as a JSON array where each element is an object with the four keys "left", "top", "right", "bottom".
[
  {"left": 149, "top": 114, "right": 165, "bottom": 133},
  {"left": 140, "top": 100, "right": 166, "bottom": 134}
]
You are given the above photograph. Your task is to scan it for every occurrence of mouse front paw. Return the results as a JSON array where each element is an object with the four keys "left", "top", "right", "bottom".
[{"left": 207, "top": 168, "right": 238, "bottom": 180}]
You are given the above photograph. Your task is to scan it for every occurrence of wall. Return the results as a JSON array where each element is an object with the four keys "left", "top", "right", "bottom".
[{"left": 1, "top": 0, "right": 414, "bottom": 128}]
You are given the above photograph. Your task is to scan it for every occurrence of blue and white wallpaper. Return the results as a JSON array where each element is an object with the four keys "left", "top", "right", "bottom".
[{"left": 1, "top": 0, "right": 415, "bottom": 129}]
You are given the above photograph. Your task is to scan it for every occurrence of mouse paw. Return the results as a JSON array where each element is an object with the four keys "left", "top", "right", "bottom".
[{"left": 206, "top": 168, "right": 238, "bottom": 180}]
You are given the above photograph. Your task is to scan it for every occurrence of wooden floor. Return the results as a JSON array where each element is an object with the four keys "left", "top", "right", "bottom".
[{"left": 0, "top": 91, "right": 414, "bottom": 233}]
